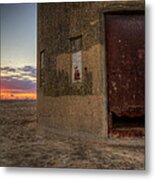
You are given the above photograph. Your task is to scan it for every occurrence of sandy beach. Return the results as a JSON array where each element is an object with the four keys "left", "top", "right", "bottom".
[{"left": 0, "top": 100, "right": 144, "bottom": 169}]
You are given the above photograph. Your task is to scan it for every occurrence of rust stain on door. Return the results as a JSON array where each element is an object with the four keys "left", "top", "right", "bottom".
[{"left": 105, "top": 13, "right": 145, "bottom": 128}]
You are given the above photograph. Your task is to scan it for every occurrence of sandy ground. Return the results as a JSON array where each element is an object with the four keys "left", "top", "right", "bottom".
[{"left": 0, "top": 100, "right": 145, "bottom": 169}]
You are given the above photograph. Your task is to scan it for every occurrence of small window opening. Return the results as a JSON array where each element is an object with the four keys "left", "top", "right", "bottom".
[
  {"left": 40, "top": 50, "right": 45, "bottom": 87},
  {"left": 70, "top": 36, "right": 82, "bottom": 83}
]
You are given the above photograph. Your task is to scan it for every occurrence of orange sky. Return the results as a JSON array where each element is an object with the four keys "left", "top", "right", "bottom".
[
  {"left": 1, "top": 92, "right": 36, "bottom": 100},
  {"left": 1, "top": 84, "right": 36, "bottom": 100},
  {"left": 1, "top": 88, "right": 36, "bottom": 100},
  {"left": 0, "top": 4, "right": 36, "bottom": 101},
  {"left": 0, "top": 65, "right": 36, "bottom": 100}
]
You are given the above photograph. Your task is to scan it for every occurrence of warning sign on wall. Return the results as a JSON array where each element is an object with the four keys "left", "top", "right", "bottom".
[{"left": 72, "top": 51, "right": 82, "bottom": 83}]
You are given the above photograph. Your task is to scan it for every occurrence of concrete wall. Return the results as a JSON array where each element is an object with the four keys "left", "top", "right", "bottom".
[{"left": 37, "top": 1, "right": 144, "bottom": 137}]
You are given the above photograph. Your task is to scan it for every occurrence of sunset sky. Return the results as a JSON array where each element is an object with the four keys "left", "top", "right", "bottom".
[{"left": 0, "top": 3, "right": 37, "bottom": 100}]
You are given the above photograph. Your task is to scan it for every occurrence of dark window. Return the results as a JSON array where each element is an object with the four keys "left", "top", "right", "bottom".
[
  {"left": 40, "top": 50, "right": 45, "bottom": 87},
  {"left": 70, "top": 35, "right": 82, "bottom": 53}
]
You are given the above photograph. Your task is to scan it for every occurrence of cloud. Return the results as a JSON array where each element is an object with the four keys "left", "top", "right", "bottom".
[
  {"left": 20, "top": 72, "right": 36, "bottom": 78},
  {"left": 0, "top": 66, "right": 16, "bottom": 73},
  {"left": 0, "top": 65, "right": 36, "bottom": 94},
  {"left": 1, "top": 65, "right": 36, "bottom": 74},
  {"left": 18, "top": 65, "right": 34, "bottom": 72},
  {"left": 18, "top": 66, "right": 36, "bottom": 77},
  {"left": 1, "top": 65, "right": 36, "bottom": 78},
  {"left": 1, "top": 76, "right": 36, "bottom": 93}
]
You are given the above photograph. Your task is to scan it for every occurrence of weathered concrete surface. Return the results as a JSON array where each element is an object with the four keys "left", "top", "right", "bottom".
[
  {"left": 0, "top": 101, "right": 144, "bottom": 169},
  {"left": 38, "top": 95, "right": 108, "bottom": 137},
  {"left": 37, "top": 0, "right": 145, "bottom": 137}
]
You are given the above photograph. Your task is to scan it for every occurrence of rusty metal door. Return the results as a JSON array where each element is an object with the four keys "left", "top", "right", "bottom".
[{"left": 105, "top": 13, "right": 145, "bottom": 129}]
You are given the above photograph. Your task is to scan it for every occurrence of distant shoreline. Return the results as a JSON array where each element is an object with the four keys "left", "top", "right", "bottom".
[{"left": 0, "top": 99, "right": 36, "bottom": 102}]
